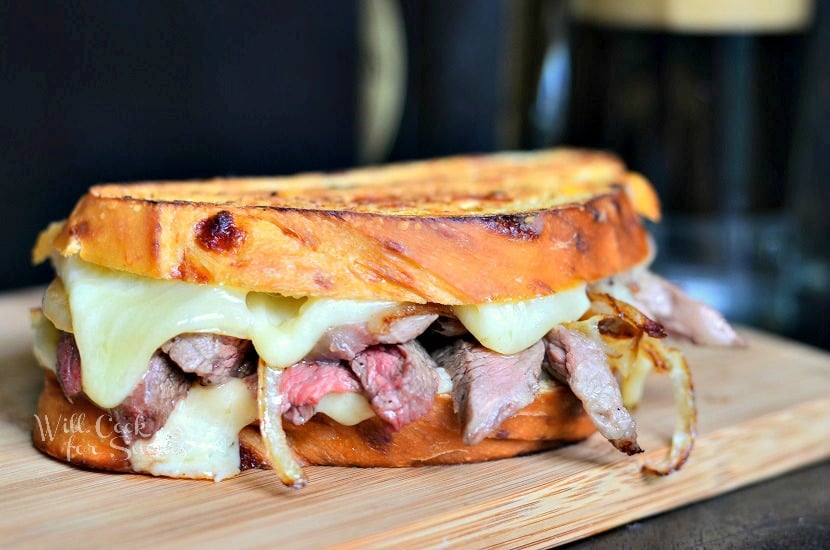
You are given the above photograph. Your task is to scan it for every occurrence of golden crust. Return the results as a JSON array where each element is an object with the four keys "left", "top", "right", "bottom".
[
  {"left": 34, "top": 373, "right": 596, "bottom": 473},
  {"left": 41, "top": 148, "right": 659, "bottom": 304}
]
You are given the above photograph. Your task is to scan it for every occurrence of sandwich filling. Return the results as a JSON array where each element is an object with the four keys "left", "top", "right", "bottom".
[{"left": 33, "top": 250, "right": 741, "bottom": 484}]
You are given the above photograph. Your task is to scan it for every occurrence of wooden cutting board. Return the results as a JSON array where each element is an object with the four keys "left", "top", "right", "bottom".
[{"left": 0, "top": 287, "right": 828, "bottom": 548}]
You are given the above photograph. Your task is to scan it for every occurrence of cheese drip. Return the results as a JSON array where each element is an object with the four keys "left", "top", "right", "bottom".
[
  {"left": 54, "top": 256, "right": 395, "bottom": 408},
  {"left": 47, "top": 256, "right": 590, "bottom": 410},
  {"left": 129, "top": 378, "right": 257, "bottom": 481},
  {"left": 453, "top": 288, "right": 589, "bottom": 354}
]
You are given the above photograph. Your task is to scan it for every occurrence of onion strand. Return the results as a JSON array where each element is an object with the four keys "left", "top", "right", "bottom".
[
  {"left": 257, "top": 360, "right": 308, "bottom": 488},
  {"left": 571, "top": 292, "right": 697, "bottom": 474},
  {"left": 640, "top": 340, "right": 696, "bottom": 475}
]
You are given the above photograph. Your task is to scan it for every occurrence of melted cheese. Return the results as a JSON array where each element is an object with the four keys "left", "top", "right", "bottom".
[
  {"left": 31, "top": 309, "right": 59, "bottom": 372},
  {"left": 435, "top": 366, "right": 453, "bottom": 393},
  {"left": 247, "top": 292, "right": 395, "bottom": 368},
  {"left": 452, "top": 286, "right": 589, "bottom": 354},
  {"left": 47, "top": 255, "right": 590, "bottom": 411},
  {"left": 54, "top": 256, "right": 396, "bottom": 407},
  {"left": 314, "top": 366, "right": 451, "bottom": 425},
  {"left": 58, "top": 256, "right": 253, "bottom": 408},
  {"left": 129, "top": 378, "right": 257, "bottom": 481},
  {"left": 316, "top": 393, "right": 375, "bottom": 426},
  {"left": 42, "top": 278, "right": 72, "bottom": 332}
]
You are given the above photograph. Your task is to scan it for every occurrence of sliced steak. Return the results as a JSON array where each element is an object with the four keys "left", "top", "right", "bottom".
[
  {"left": 594, "top": 270, "right": 744, "bottom": 347},
  {"left": 544, "top": 326, "right": 642, "bottom": 454},
  {"left": 56, "top": 331, "right": 82, "bottom": 403},
  {"left": 433, "top": 339, "right": 544, "bottom": 445},
  {"left": 280, "top": 361, "right": 362, "bottom": 425},
  {"left": 349, "top": 341, "right": 439, "bottom": 431},
  {"left": 110, "top": 351, "right": 190, "bottom": 446},
  {"left": 307, "top": 324, "right": 373, "bottom": 362},
  {"left": 309, "top": 313, "right": 438, "bottom": 362},
  {"left": 162, "top": 333, "right": 256, "bottom": 385}
]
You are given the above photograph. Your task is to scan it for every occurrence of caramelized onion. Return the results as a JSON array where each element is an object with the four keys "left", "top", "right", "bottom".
[
  {"left": 587, "top": 291, "right": 666, "bottom": 338},
  {"left": 639, "top": 340, "right": 696, "bottom": 475},
  {"left": 566, "top": 292, "right": 697, "bottom": 475},
  {"left": 257, "top": 361, "right": 308, "bottom": 488}
]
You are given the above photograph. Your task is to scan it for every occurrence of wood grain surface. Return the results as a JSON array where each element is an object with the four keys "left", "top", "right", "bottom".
[{"left": 1, "top": 287, "right": 828, "bottom": 548}]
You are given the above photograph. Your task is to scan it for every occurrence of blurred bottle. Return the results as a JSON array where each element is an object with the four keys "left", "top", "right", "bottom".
[{"left": 542, "top": 0, "right": 817, "bottom": 338}]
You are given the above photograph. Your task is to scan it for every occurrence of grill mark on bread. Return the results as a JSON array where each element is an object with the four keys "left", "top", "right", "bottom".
[
  {"left": 479, "top": 213, "right": 543, "bottom": 240},
  {"left": 483, "top": 190, "right": 510, "bottom": 201},
  {"left": 266, "top": 215, "right": 322, "bottom": 249},
  {"left": 575, "top": 232, "right": 589, "bottom": 253},
  {"left": 151, "top": 215, "right": 162, "bottom": 262},
  {"left": 383, "top": 240, "right": 406, "bottom": 254},
  {"left": 430, "top": 221, "right": 465, "bottom": 242},
  {"left": 171, "top": 258, "right": 210, "bottom": 283},
  {"left": 588, "top": 205, "right": 606, "bottom": 222},
  {"left": 356, "top": 420, "right": 393, "bottom": 452},
  {"left": 239, "top": 442, "right": 261, "bottom": 471},
  {"left": 313, "top": 272, "right": 334, "bottom": 290},
  {"left": 359, "top": 261, "right": 415, "bottom": 287},
  {"left": 280, "top": 225, "right": 315, "bottom": 247},
  {"left": 530, "top": 279, "right": 554, "bottom": 294},
  {"left": 68, "top": 221, "right": 89, "bottom": 238},
  {"left": 195, "top": 211, "right": 245, "bottom": 252}
]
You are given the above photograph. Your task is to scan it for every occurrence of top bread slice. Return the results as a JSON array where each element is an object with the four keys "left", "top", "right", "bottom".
[{"left": 37, "top": 148, "right": 660, "bottom": 304}]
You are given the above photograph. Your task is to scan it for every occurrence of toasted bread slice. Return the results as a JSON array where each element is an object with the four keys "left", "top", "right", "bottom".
[{"left": 39, "top": 149, "right": 659, "bottom": 304}]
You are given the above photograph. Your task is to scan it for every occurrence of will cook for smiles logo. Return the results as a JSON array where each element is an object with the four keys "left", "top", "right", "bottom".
[{"left": 33, "top": 412, "right": 150, "bottom": 462}]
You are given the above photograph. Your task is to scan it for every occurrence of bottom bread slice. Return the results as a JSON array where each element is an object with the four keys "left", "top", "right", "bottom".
[{"left": 33, "top": 372, "right": 597, "bottom": 474}]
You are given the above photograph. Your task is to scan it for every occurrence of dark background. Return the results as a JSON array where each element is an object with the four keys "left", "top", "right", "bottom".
[
  {"left": 1, "top": 1, "right": 827, "bottom": 349},
  {"left": 1, "top": 2, "right": 359, "bottom": 288},
  {"left": 1, "top": 1, "right": 515, "bottom": 290}
]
